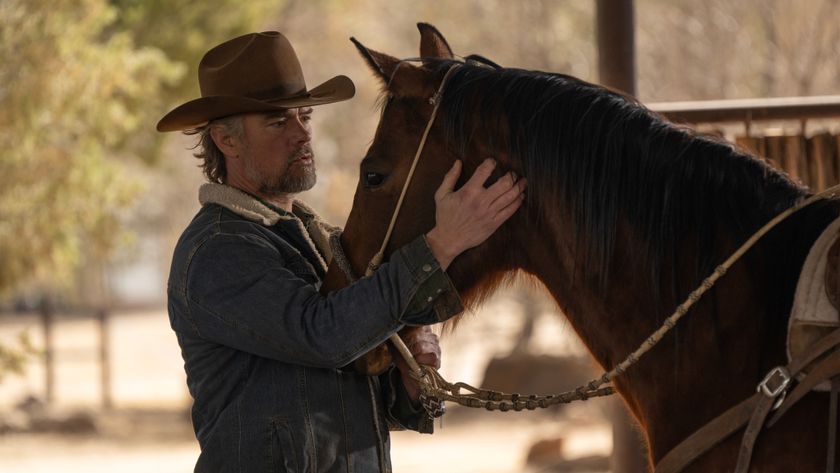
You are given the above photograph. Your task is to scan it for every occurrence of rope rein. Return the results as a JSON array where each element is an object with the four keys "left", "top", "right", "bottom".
[{"left": 332, "top": 58, "right": 840, "bottom": 414}]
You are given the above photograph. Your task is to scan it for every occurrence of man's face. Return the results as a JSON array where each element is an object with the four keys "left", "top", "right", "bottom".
[{"left": 239, "top": 107, "right": 316, "bottom": 195}]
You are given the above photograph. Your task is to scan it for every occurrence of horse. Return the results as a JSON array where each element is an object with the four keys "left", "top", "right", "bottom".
[{"left": 321, "top": 23, "right": 840, "bottom": 471}]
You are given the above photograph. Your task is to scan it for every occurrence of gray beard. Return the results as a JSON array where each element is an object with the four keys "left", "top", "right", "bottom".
[{"left": 251, "top": 147, "right": 317, "bottom": 195}]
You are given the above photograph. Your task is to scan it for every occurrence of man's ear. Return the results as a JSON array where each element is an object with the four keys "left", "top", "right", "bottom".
[{"left": 209, "top": 124, "right": 239, "bottom": 159}]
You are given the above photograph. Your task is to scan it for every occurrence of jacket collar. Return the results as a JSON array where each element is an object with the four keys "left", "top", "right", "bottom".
[{"left": 198, "top": 183, "right": 339, "bottom": 271}]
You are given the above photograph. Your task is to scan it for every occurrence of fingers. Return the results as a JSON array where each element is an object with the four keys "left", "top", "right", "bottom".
[
  {"left": 489, "top": 177, "right": 527, "bottom": 214},
  {"left": 405, "top": 331, "right": 441, "bottom": 369},
  {"left": 461, "top": 158, "right": 497, "bottom": 192},
  {"left": 492, "top": 190, "right": 525, "bottom": 225},
  {"left": 414, "top": 352, "right": 441, "bottom": 369},
  {"left": 435, "top": 160, "right": 462, "bottom": 202}
]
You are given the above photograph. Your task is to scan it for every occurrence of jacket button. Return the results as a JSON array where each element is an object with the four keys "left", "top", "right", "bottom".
[{"left": 422, "top": 264, "right": 432, "bottom": 272}]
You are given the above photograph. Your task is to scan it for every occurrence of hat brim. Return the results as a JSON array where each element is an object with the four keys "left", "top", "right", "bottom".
[{"left": 156, "top": 75, "right": 355, "bottom": 132}]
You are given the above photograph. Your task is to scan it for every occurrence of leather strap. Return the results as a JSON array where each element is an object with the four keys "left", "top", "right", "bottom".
[
  {"left": 767, "top": 350, "right": 840, "bottom": 427},
  {"left": 656, "top": 326, "right": 840, "bottom": 473},
  {"left": 734, "top": 394, "right": 777, "bottom": 473},
  {"left": 828, "top": 376, "right": 839, "bottom": 473},
  {"left": 655, "top": 394, "right": 761, "bottom": 473},
  {"left": 826, "top": 235, "right": 840, "bottom": 310}
]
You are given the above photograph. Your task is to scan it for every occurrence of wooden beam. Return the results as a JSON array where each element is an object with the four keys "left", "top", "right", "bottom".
[
  {"left": 648, "top": 95, "right": 840, "bottom": 124},
  {"left": 597, "top": 0, "right": 637, "bottom": 97}
]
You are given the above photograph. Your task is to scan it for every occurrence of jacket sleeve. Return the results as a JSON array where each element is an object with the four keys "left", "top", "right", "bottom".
[
  {"left": 179, "top": 232, "right": 463, "bottom": 368},
  {"left": 380, "top": 367, "right": 435, "bottom": 434}
]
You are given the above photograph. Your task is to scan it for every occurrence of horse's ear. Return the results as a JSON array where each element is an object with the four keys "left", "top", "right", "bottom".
[
  {"left": 417, "top": 23, "right": 454, "bottom": 62},
  {"left": 350, "top": 37, "right": 431, "bottom": 97},
  {"left": 351, "top": 37, "right": 399, "bottom": 84}
]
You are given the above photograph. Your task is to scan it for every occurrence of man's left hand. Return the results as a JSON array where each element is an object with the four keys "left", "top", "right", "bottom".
[{"left": 393, "top": 326, "right": 441, "bottom": 402}]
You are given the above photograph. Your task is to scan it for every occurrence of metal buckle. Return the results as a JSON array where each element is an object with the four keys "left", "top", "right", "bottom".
[{"left": 757, "top": 366, "right": 791, "bottom": 398}]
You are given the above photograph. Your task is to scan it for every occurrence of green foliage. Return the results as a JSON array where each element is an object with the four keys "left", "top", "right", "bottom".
[
  {"left": 107, "top": 0, "right": 282, "bottom": 164},
  {"left": 0, "top": 0, "right": 280, "bottom": 378},
  {"left": 0, "top": 332, "right": 38, "bottom": 383},
  {"left": 0, "top": 0, "right": 281, "bottom": 294},
  {"left": 0, "top": 0, "right": 173, "bottom": 291},
  {"left": 109, "top": 0, "right": 281, "bottom": 99}
]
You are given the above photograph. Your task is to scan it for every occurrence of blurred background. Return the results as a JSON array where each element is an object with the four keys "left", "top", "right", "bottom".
[{"left": 1, "top": 0, "right": 839, "bottom": 472}]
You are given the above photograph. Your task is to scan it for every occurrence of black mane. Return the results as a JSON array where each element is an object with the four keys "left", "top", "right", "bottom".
[{"left": 433, "top": 60, "right": 807, "bottom": 300}]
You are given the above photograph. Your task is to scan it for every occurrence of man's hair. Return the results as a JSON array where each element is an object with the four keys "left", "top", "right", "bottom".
[{"left": 185, "top": 115, "right": 244, "bottom": 183}]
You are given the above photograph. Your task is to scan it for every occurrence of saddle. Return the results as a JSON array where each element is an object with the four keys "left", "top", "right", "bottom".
[
  {"left": 790, "top": 215, "right": 840, "bottom": 390},
  {"left": 656, "top": 217, "right": 840, "bottom": 473}
]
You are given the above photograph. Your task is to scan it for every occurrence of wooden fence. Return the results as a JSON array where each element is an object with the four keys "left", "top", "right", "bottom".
[
  {"left": 650, "top": 95, "right": 840, "bottom": 191},
  {"left": 36, "top": 299, "right": 112, "bottom": 408}
]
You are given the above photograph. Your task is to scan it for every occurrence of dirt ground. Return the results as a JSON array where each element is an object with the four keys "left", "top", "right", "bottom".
[
  {"left": 0, "top": 304, "right": 611, "bottom": 472},
  {"left": 0, "top": 406, "right": 610, "bottom": 473}
]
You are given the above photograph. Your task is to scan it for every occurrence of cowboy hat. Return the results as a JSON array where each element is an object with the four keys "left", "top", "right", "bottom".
[{"left": 156, "top": 31, "right": 355, "bottom": 132}]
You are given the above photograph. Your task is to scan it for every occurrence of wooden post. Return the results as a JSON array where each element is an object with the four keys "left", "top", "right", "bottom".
[
  {"left": 788, "top": 135, "right": 807, "bottom": 185},
  {"left": 807, "top": 132, "right": 831, "bottom": 191},
  {"left": 97, "top": 308, "right": 112, "bottom": 409},
  {"left": 39, "top": 297, "right": 55, "bottom": 404},
  {"left": 597, "top": 2, "right": 648, "bottom": 470},
  {"left": 764, "top": 134, "right": 785, "bottom": 171},
  {"left": 735, "top": 135, "right": 766, "bottom": 158},
  {"left": 597, "top": 0, "right": 637, "bottom": 96}
]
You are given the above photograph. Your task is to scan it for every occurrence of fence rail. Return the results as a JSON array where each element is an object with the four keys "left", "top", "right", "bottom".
[{"left": 648, "top": 95, "right": 840, "bottom": 124}]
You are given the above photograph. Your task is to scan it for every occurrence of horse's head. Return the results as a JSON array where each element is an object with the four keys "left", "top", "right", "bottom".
[{"left": 323, "top": 24, "right": 527, "bottom": 306}]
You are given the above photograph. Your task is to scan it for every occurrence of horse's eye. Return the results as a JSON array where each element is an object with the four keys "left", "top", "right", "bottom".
[{"left": 363, "top": 172, "right": 386, "bottom": 189}]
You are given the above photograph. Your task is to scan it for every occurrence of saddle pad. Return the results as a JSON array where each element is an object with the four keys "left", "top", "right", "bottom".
[{"left": 788, "top": 215, "right": 840, "bottom": 391}]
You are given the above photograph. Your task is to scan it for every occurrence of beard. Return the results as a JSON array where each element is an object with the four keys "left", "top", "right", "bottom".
[{"left": 248, "top": 145, "right": 317, "bottom": 195}]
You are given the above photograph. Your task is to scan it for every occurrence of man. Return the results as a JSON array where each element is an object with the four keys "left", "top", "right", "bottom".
[{"left": 157, "top": 31, "right": 525, "bottom": 472}]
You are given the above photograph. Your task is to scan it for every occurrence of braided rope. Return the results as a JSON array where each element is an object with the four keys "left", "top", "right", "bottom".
[
  {"left": 410, "top": 365, "right": 615, "bottom": 412},
  {"left": 579, "top": 182, "right": 840, "bottom": 393}
]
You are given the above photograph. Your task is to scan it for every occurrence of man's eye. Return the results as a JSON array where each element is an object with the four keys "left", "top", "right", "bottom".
[
  {"left": 301, "top": 114, "right": 312, "bottom": 122},
  {"left": 363, "top": 172, "right": 386, "bottom": 189},
  {"left": 271, "top": 120, "right": 287, "bottom": 127}
]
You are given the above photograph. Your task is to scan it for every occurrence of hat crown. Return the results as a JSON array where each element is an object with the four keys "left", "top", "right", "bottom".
[
  {"left": 198, "top": 31, "right": 307, "bottom": 100},
  {"left": 156, "top": 31, "right": 354, "bottom": 132}
]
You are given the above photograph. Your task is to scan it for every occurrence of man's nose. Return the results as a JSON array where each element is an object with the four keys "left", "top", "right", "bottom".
[{"left": 289, "top": 115, "right": 312, "bottom": 144}]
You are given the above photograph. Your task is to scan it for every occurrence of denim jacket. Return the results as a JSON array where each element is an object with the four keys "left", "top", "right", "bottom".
[{"left": 167, "top": 183, "right": 463, "bottom": 473}]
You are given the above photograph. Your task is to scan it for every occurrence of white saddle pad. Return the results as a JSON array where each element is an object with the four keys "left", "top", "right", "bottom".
[{"left": 788, "top": 215, "right": 840, "bottom": 391}]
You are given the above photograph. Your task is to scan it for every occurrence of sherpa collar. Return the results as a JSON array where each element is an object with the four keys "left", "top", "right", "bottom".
[{"left": 198, "top": 183, "right": 339, "bottom": 272}]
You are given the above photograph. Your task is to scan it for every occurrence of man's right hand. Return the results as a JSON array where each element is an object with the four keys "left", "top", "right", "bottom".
[{"left": 425, "top": 158, "right": 526, "bottom": 270}]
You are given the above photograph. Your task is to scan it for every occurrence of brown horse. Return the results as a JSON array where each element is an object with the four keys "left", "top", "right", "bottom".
[{"left": 321, "top": 23, "right": 840, "bottom": 471}]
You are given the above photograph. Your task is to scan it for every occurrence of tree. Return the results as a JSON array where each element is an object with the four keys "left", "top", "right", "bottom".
[
  {"left": 0, "top": 0, "right": 175, "bottom": 293},
  {"left": 0, "top": 0, "right": 280, "bottom": 379}
]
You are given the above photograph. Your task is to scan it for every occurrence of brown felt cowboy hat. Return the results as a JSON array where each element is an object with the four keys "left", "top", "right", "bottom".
[{"left": 156, "top": 31, "right": 355, "bottom": 132}]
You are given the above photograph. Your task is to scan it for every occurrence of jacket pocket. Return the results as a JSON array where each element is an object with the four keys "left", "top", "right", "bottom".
[{"left": 267, "top": 417, "right": 299, "bottom": 473}]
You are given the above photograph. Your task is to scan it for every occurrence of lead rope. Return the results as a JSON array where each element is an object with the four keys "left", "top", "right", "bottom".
[{"left": 334, "top": 58, "right": 840, "bottom": 415}]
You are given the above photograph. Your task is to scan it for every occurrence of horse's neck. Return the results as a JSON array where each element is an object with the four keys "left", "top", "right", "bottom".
[{"left": 524, "top": 192, "right": 839, "bottom": 460}]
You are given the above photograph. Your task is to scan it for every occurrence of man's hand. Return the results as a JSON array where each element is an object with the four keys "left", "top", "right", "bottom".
[
  {"left": 426, "top": 159, "right": 526, "bottom": 270},
  {"left": 393, "top": 326, "right": 441, "bottom": 402}
]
